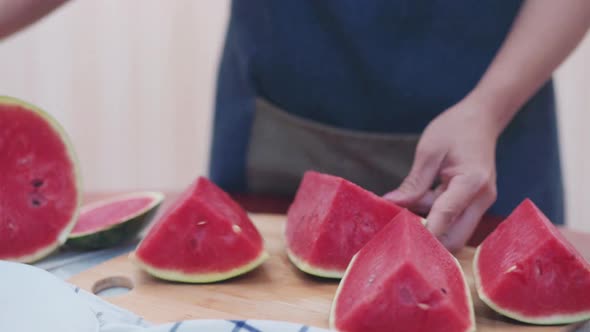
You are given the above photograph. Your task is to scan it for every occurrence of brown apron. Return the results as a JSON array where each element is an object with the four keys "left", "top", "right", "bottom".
[{"left": 245, "top": 98, "right": 420, "bottom": 196}]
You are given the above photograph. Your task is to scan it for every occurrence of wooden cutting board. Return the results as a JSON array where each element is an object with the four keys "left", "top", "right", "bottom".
[{"left": 68, "top": 214, "right": 573, "bottom": 331}]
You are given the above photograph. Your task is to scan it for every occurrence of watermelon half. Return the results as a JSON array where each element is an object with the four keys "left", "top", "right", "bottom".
[
  {"left": 330, "top": 209, "right": 475, "bottom": 332},
  {"left": 131, "top": 177, "right": 269, "bottom": 283},
  {"left": 0, "top": 96, "right": 82, "bottom": 263},
  {"left": 473, "top": 199, "right": 590, "bottom": 325},
  {"left": 285, "top": 171, "right": 403, "bottom": 278},
  {"left": 66, "top": 191, "right": 164, "bottom": 250}
]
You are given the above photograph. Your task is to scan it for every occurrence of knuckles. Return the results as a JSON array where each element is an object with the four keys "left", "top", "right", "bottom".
[
  {"left": 430, "top": 207, "right": 460, "bottom": 226},
  {"left": 465, "top": 169, "right": 497, "bottom": 201},
  {"left": 416, "top": 143, "right": 436, "bottom": 159},
  {"left": 399, "top": 175, "right": 423, "bottom": 193}
]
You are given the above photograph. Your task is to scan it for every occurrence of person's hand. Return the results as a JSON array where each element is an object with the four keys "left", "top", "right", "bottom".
[
  {"left": 384, "top": 96, "right": 502, "bottom": 252},
  {"left": 382, "top": 0, "right": 590, "bottom": 251},
  {"left": 383, "top": 0, "right": 590, "bottom": 252}
]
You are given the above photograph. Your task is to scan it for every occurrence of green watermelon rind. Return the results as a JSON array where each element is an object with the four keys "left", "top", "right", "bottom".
[
  {"left": 329, "top": 254, "right": 476, "bottom": 332},
  {"left": 456, "top": 255, "right": 477, "bottom": 332},
  {"left": 285, "top": 214, "right": 426, "bottom": 280},
  {"left": 285, "top": 224, "right": 422, "bottom": 280},
  {"left": 66, "top": 191, "right": 165, "bottom": 250},
  {"left": 286, "top": 248, "right": 344, "bottom": 279},
  {"left": 129, "top": 249, "right": 270, "bottom": 283},
  {"left": 0, "top": 96, "right": 83, "bottom": 263},
  {"left": 473, "top": 245, "right": 590, "bottom": 325}
]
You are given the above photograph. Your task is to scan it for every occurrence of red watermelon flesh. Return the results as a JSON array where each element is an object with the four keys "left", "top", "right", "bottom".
[
  {"left": 285, "top": 171, "right": 403, "bottom": 278},
  {"left": 0, "top": 97, "right": 81, "bottom": 263},
  {"left": 474, "top": 199, "right": 590, "bottom": 324},
  {"left": 71, "top": 196, "right": 155, "bottom": 234},
  {"left": 132, "top": 177, "right": 268, "bottom": 283},
  {"left": 66, "top": 192, "right": 164, "bottom": 250},
  {"left": 330, "top": 209, "right": 475, "bottom": 332}
]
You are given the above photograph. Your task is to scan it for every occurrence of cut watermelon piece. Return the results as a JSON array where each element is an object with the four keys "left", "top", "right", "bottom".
[
  {"left": 0, "top": 96, "right": 82, "bottom": 263},
  {"left": 66, "top": 191, "right": 164, "bottom": 250},
  {"left": 285, "top": 171, "right": 403, "bottom": 278},
  {"left": 474, "top": 199, "right": 590, "bottom": 325},
  {"left": 330, "top": 209, "right": 475, "bottom": 332},
  {"left": 131, "top": 177, "right": 268, "bottom": 283}
]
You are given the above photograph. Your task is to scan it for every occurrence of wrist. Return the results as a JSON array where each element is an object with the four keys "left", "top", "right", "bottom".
[{"left": 464, "top": 82, "right": 523, "bottom": 136}]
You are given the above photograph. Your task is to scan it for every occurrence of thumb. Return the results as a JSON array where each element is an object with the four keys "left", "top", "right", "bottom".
[{"left": 384, "top": 146, "right": 445, "bottom": 205}]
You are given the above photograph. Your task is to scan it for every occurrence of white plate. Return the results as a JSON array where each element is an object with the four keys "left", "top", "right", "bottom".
[{"left": 0, "top": 261, "right": 99, "bottom": 332}]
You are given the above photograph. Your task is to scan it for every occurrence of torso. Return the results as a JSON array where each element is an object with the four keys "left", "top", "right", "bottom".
[{"left": 209, "top": 0, "right": 564, "bottom": 224}]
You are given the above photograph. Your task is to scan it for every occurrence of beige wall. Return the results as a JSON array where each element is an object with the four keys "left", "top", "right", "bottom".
[
  {"left": 555, "top": 33, "right": 590, "bottom": 232},
  {"left": 1, "top": 1, "right": 589, "bottom": 231},
  {"left": 0, "top": 0, "right": 230, "bottom": 191}
]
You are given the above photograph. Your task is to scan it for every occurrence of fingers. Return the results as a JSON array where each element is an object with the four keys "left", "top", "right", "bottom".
[
  {"left": 426, "top": 171, "right": 495, "bottom": 241},
  {"left": 384, "top": 143, "right": 445, "bottom": 205},
  {"left": 401, "top": 184, "right": 445, "bottom": 215},
  {"left": 438, "top": 191, "right": 496, "bottom": 252},
  {"left": 406, "top": 190, "right": 435, "bottom": 215}
]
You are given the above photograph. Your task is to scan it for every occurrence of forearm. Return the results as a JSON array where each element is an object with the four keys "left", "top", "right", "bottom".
[
  {"left": 469, "top": 0, "right": 590, "bottom": 133},
  {"left": 0, "top": 0, "right": 68, "bottom": 40}
]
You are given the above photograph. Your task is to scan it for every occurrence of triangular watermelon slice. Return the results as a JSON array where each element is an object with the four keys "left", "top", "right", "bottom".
[
  {"left": 0, "top": 96, "right": 82, "bottom": 263},
  {"left": 285, "top": 171, "right": 404, "bottom": 278},
  {"left": 474, "top": 199, "right": 590, "bottom": 324},
  {"left": 131, "top": 177, "right": 268, "bottom": 283},
  {"left": 330, "top": 209, "right": 475, "bottom": 332},
  {"left": 66, "top": 191, "right": 164, "bottom": 250}
]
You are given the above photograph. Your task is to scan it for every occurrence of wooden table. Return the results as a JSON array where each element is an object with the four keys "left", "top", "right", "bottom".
[{"left": 67, "top": 192, "right": 590, "bottom": 331}]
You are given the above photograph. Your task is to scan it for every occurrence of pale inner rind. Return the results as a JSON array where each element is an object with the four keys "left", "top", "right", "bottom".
[
  {"left": 286, "top": 248, "right": 344, "bottom": 279},
  {"left": 130, "top": 250, "right": 270, "bottom": 283},
  {"left": 473, "top": 245, "right": 590, "bottom": 325}
]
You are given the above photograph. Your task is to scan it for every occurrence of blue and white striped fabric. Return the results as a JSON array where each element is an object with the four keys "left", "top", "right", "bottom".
[{"left": 101, "top": 320, "right": 329, "bottom": 332}]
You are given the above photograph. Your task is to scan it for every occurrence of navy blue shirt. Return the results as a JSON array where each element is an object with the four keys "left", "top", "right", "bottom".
[{"left": 209, "top": 0, "right": 564, "bottom": 224}]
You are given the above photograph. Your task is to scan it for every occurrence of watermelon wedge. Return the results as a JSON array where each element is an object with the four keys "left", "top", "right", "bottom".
[
  {"left": 0, "top": 96, "right": 82, "bottom": 263},
  {"left": 474, "top": 199, "right": 590, "bottom": 325},
  {"left": 66, "top": 191, "right": 164, "bottom": 250},
  {"left": 285, "top": 171, "right": 403, "bottom": 278},
  {"left": 330, "top": 209, "right": 476, "bottom": 332},
  {"left": 131, "top": 177, "right": 268, "bottom": 283}
]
